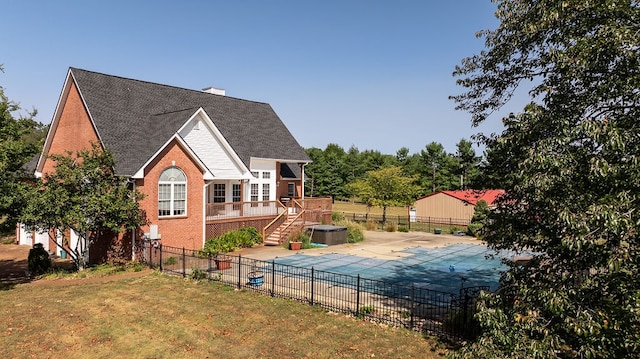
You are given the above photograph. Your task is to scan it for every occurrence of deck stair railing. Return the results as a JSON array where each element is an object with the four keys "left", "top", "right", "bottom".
[{"left": 263, "top": 199, "right": 305, "bottom": 246}]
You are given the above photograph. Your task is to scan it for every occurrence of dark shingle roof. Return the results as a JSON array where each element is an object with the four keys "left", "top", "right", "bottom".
[{"left": 70, "top": 68, "right": 310, "bottom": 176}]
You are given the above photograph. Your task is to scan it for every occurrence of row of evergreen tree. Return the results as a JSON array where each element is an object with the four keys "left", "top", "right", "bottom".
[{"left": 304, "top": 138, "right": 485, "bottom": 200}]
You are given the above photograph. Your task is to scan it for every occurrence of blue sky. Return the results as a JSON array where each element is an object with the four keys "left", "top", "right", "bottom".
[{"left": 1, "top": 1, "right": 509, "bottom": 156}]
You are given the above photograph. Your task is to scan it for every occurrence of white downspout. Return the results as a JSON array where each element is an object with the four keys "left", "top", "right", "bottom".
[
  {"left": 301, "top": 163, "right": 306, "bottom": 199},
  {"left": 130, "top": 179, "right": 136, "bottom": 260},
  {"left": 203, "top": 182, "right": 212, "bottom": 247}
]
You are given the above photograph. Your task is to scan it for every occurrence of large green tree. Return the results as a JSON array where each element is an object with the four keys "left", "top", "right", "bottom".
[
  {"left": 346, "top": 166, "right": 419, "bottom": 224},
  {"left": 0, "top": 66, "right": 47, "bottom": 230},
  {"left": 20, "top": 144, "right": 147, "bottom": 269},
  {"left": 420, "top": 142, "right": 457, "bottom": 193},
  {"left": 455, "top": 138, "right": 481, "bottom": 189},
  {"left": 452, "top": 1, "right": 640, "bottom": 357}
]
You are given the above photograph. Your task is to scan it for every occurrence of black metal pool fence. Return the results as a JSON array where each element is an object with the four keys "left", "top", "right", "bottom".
[{"left": 142, "top": 243, "right": 487, "bottom": 341}]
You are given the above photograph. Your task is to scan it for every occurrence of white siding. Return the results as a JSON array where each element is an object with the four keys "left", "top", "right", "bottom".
[
  {"left": 180, "top": 116, "right": 245, "bottom": 179},
  {"left": 248, "top": 159, "right": 276, "bottom": 201}
]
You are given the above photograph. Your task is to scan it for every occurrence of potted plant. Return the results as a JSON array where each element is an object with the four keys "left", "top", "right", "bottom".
[
  {"left": 287, "top": 227, "right": 311, "bottom": 250},
  {"left": 202, "top": 237, "right": 233, "bottom": 270},
  {"left": 214, "top": 254, "right": 232, "bottom": 270},
  {"left": 202, "top": 227, "right": 262, "bottom": 270},
  {"left": 289, "top": 240, "right": 302, "bottom": 250}
]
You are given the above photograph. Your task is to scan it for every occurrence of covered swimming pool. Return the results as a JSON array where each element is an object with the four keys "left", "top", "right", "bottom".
[{"left": 273, "top": 244, "right": 515, "bottom": 293}]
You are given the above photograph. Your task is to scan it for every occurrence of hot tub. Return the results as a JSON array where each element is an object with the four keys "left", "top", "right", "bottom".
[{"left": 310, "top": 225, "right": 348, "bottom": 245}]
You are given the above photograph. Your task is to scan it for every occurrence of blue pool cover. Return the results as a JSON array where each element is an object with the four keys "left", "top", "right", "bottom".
[{"left": 273, "top": 244, "right": 514, "bottom": 293}]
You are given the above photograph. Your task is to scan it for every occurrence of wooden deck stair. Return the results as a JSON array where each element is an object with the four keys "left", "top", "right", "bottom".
[{"left": 263, "top": 216, "right": 304, "bottom": 246}]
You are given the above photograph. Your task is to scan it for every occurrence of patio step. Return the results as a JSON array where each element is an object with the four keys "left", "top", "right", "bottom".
[{"left": 263, "top": 218, "right": 304, "bottom": 246}]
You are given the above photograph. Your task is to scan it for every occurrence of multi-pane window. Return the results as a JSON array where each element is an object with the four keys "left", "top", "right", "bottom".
[
  {"left": 262, "top": 183, "right": 270, "bottom": 201},
  {"left": 232, "top": 184, "right": 241, "bottom": 203},
  {"left": 251, "top": 171, "right": 259, "bottom": 178},
  {"left": 158, "top": 167, "right": 187, "bottom": 217},
  {"left": 262, "top": 171, "right": 270, "bottom": 179},
  {"left": 288, "top": 183, "right": 296, "bottom": 197},
  {"left": 250, "top": 183, "right": 259, "bottom": 202},
  {"left": 213, "top": 184, "right": 226, "bottom": 203}
]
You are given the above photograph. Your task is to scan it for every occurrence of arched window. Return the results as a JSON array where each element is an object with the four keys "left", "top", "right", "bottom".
[{"left": 158, "top": 167, "right": 186, "bottom": 217}]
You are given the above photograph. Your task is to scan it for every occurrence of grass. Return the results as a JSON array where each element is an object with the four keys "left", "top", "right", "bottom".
[
  {"left": 0, "top": 272, "right": 450, "bottom": 358},
  {"left": 332, "top": 201, "right": 470, "bottom": 235},
  {"left": 332, "top": 200, "right": 408, "bottom": 217},
  {"left": 40, "top": 261, "right": 146, "bottom": 279}
]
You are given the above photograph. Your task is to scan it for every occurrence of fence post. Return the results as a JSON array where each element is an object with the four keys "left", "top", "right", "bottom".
[
  {"left": 237, "top": 255, "right": 242, "bottom": 289},
  {"left": 182, "top": 247, "right": 186, "bottom": 278},
  {"left": 462, "top": 290, "right": 470, "bottom": 338},
  {"left": 310, "top": 267, "right": 315, "bottom": 306},
  {"left": 208, "top": 255, "right": 212, "bottom": 280},
  {"left": 148, "top": 242, "right": 152, "bottom": 268},
  {"left": 356, "top": 274, "right": 361, "bottom": 315},
  {"left": 271, "top": 259, "right": 275, "bottom": 297},
  {"left": 410, "top": 284, "right": 415, "bottom": 330},
  {"left": 159, "top": 244, "right": 163, "bottom": 272}
]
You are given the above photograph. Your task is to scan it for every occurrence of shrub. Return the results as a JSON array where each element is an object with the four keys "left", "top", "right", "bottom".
[
  {"left": 356, "top": 305, "right": 375, "bottom": 318},
  {"left": 163, "top": 256, "right": 178, "bottom": 265},
  {"left": 28, "top": 243, "right": 51, "bottom": 276},
  {"left": 345, "top": 221, "right": 365, "bottom": 243},
  {"left": 284, "top": 228, "right": 312, "bottom": 249},
  {"left": 331, "top": 211, "right": 344, "bottom": 222},
  {"left": 365, "top": 220, "right": 378, "bottom": 231},
  {"left": 398, "top": 226, "right": 409, "bottom": 233},
  {"left": 384, "top": 222, "right": 397, "bottom": 232},
  {"left": 202, "top": 227, "right": 262, "bottom": 256},
  {"left": 189, "top": 267, "right": 207, "bottom": 281},
  {"left": 467, "top": 222, "right": 483, "bottom": 238},
  {"left": 442, "top": 308, "right": 482, "bottom": 340}
]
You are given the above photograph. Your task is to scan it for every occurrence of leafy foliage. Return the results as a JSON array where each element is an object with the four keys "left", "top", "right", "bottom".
[
  {"left": 452, "top": 1, "right": 640, "bottom": 357},
  {"left": 20, "top": 144, "right": 147, "bottom": 269},
  {"left": 285, "top": 227, "right": 312, "bottom": 249},
  {"left": 27, "top": 243, "right": 51, "bottom": 276},
  {"left": 467, "top": 199, "right": 490, "bottom": 238},
  {"left": 347, "top": 166, "right": 420, "bottom": 224},
  {"left": 305, "top": 142, "right": 483, "bottom": 200},
  {"left": 0, "top": 66, "right": 47, "bottom": 230},
  {"left": 201, "top": 227, "right": 262, "bottom": 256}
]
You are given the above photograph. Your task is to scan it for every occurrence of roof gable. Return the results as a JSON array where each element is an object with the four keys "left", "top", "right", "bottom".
[
  {"left": 68, "top": 68, "right": 310, "bottom": 176},
  {"left": 177, "top": 108, "right": 250, "bottom": 179},
  {"left": 417, "top": 189, "right": 505, "bottom": 206},
  {"left": 441, "top": 190, "right": 505, "bottom": 206}
]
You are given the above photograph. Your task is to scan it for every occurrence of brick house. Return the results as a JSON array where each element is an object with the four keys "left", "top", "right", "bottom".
[{"left": 18, "top": 68, "right": 331, "bottom": 263}]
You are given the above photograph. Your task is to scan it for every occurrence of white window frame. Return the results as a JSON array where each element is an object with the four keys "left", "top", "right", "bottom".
[
  {"left": 213, "top": 183, "right": 226, "bottom": 203},
  {"left": 158, "top": 167, "right": 187, "bottom": 217}
]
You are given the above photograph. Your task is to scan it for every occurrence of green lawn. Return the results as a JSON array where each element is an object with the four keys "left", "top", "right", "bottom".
[
  {"left": 332, "top": 200, "right": 409, "bottom": 217},
  {"left": 0, "top": 272, "right": 450, "bottom": 358}
]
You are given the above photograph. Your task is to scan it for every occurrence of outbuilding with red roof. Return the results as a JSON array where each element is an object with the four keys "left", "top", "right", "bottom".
[{"left": 412, "top": 189, "right": 504, "bottom": 224}]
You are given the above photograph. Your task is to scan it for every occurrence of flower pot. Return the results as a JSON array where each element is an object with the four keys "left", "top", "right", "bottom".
[
  {"left": 289, "top": 241, "right": 302, "bottom": 250},
  {"left": 248, "top": 271, "right": 264, "bottom": 286},
  {"left": 214, "top": 257, "right": 232, "bottom": 270}
]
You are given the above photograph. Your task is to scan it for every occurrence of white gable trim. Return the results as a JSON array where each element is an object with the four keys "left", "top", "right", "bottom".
[
  {"left": 131, "top": 134, "right": 214, "bottom": 180},
  {"left": 36, "top": 69, "right": 104, "bottom": 177},
  {"left": 250, "top": 157, "right": 312, "bottom": 166},
  {"left": 178, "top": 108, "right": 252, "bottom": 179}
]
